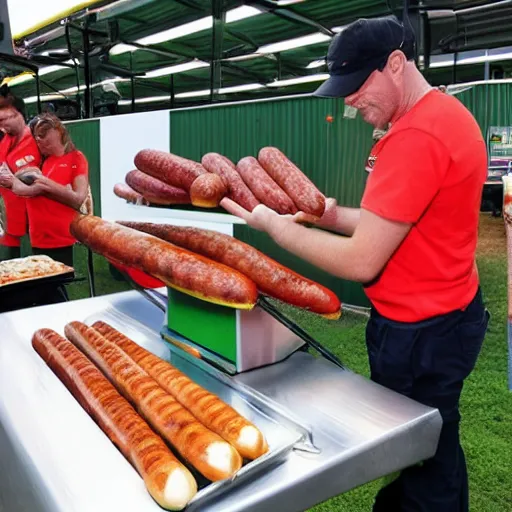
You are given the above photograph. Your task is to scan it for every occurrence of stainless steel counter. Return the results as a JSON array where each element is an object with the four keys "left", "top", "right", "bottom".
[{"left": 0, "top": 291, "right": 442, "bottom": 512}]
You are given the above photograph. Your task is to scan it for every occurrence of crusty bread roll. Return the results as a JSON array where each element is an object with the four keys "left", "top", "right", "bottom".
[
  {"left": 93, "top": 321, "right": 269, "bottom": 460},
  {"left": 32, "top": 328, "right": 197, "bottom": 510},
  {"left": 64, "top": 321, "right": 243, "bottom": 482}
]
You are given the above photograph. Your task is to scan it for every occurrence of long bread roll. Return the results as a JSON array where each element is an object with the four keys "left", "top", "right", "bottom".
[
  {"left": 32, "top": 328, "right": 197, "bottom": 510},
  {"left": 70, "top": 215, "right": 258, "bottom": 310},
  {"left": 64, "top": 321, "right": 243, "bottom": 482},
  {"left": 93, "top": 321, "right": 269, "bottom": 460}
]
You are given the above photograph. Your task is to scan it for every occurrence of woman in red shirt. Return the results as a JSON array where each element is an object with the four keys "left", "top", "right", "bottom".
[
  {"left": 12, "top": 113, "right": 89, "bottom": 267},
  {"left": 0, "top": 89, "right": 42, "bottom": 260}
]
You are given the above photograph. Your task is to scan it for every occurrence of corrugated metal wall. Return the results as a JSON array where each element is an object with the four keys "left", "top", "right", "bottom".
[
  {"left": 453, "top": 83, "right": 512, "bottom": 139},
  {"left": 170, "top": 96, "right": 374, "bottom": 306},
  {"left": 66, "top": 120, "right": 102, "bottom": 216}
]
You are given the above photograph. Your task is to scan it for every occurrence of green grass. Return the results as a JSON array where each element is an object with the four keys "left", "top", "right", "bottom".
[
  {"left": 66, "top": 244, "right": 132, "bottom": 300},
  {"left": 60, "top": 217, "right": 511, "bottom": 512}
]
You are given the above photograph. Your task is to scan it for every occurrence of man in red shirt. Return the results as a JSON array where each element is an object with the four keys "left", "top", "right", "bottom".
[
  {"left": 0, "top": 90, "right": 42, "bottom": 260},
  {"left": 222, "top": 15, "right": 488, "bottom": 512}
]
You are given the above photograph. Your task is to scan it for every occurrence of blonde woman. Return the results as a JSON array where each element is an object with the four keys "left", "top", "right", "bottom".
[{"left": 12, "top": 113, "right": 89, "bottom": 267}]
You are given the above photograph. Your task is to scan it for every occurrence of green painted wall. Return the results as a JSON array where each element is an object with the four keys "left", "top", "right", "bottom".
[
  {"left": 453, "top": 83, "right": 512, "bottom": 141},
  {"left": 170, "top": 96, "right": 373, "bottom": 306},
  {"left": 65, "top": 120, "right": 102, "bottom": 216}
]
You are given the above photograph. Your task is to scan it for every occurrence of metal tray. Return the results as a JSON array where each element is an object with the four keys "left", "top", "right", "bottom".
[
  {"left": 0, "top": 254, "right": 75, "bottom": 293},
  {"left": 0, "top": 271, "right": 76, "bottom": 293},
  {"left": 83, "top": 307, "right": 316, "bottom": 511}
]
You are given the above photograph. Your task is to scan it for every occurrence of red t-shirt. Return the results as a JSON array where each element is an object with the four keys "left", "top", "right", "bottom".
[
  {"left": 361, "top": 90, "right": 487, "bottom": 322},
  {"left": 27, "top": 150, "right": 88, "bottom": 248},
  {"left": 0, "top": 128, "right": 41, "bottom": 237}
]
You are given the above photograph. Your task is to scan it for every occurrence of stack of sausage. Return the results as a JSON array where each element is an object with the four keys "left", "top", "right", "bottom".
[
  {"left": 33, "top": 321, "right": 270, "bottom": 510},
  {"left": 70, "top": 215, "right": 342, "bottom": 319},
  {"left": 114, "top": 147, "right": 326, "bottom": 220}
]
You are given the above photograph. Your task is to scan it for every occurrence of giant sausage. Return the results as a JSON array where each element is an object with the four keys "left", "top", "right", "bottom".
[
  {"left": 258, "top": 147, "right": 325, "bottom": 218},
  {"left": 201, "top": 153, "right": 260, "bottom": 212},
  {"left": 70, "top": 215, "right": 259, "bottom": 310},
  {"left": 113, "top": 183, "right": 149, "bottom": 205},
  {"left": 118, "top": 221, "right": 342, "bottom": 318},
  {"left": 125, "top": 170, "right": 190, "bottom": 205},
  {"left": 236, "top": 157, "right": 297, "bottom": 215},
  {"left": 134, "top": 149, "right": 226, "bottom": 208}
]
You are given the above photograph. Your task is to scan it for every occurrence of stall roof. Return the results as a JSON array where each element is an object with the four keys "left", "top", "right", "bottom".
[{"left": 3, "top": 0, "right": 512, "bottom": 116}]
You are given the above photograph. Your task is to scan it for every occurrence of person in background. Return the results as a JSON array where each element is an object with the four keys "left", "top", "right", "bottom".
[
  {"left": 0, "top": 86, "right": 41, "bottom": 260},
  {"left": 12, "top": 113, "right": 89, "bottom": 268},
  {"left": 222, "top": 15, "right": 488, "bottom": 512}
]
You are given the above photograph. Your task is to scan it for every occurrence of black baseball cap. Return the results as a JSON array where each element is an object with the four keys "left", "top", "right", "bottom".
[{"left": 314, "top": 15, "right": 416, "bottom": 98}]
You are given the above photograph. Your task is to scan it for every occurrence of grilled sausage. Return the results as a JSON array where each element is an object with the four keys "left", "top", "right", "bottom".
[
  {"left": 125, "top": 170, "right": 190, "bottom": 206},
  {"left": 114, "top": 183, "right": 149, "bottom": 205},
  {"left": 189, "top": 173, "right": 227, "bottom": 208},
  {"left": 32, "top": 328, "right": 197, "bottom": 510},
  {"left": 65, "top": 322, "right": 243, "bottom": 482},
  {"left": 70, "top": 215, "right": 258, "bottom": 310},
  {"left": 93, "top": 321, "right": 269, "bottom": 460},
  {"left": 201, "top": 153, "right": 260, "bottom": 212},
  {"left": 236, "top": 157, "right": 297, "bottom": 215},
  {"left": 134, "top": 149, "right": 227, "bottom": 207},
  {"left": 117, "top": 221, "right": 342, "bottom": 319},
  {"left": 258, "top": 147, "right": 325, "bottom": 218}
]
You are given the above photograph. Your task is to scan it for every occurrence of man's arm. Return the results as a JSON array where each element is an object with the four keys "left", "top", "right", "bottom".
[
  {"left": 221, "top": 199, "right": 411, "bottom": 283},
  {"left": 311, "top": 200, "right": 361, "bottom": 236},
  {"left": 274, "top": 197, "right": 361, "bottom": 236},
  {"left": 270, "top": 208, "right": 410, "bottom": 282}
]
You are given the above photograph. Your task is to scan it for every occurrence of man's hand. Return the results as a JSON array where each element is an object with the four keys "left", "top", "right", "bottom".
[
  {"left": 220, "top": 198, "right": 288, "bottom": 232},
  {"left": 291, "top": 197, "right": 339, "bottom": 226},
  {"left": 221, "top": 196, "right": 339, "bottom": 229}
]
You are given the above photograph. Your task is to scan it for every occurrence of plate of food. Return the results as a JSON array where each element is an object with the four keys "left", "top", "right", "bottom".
[{"left": 0, "top": 255, "right": 74, "bottom": 288}]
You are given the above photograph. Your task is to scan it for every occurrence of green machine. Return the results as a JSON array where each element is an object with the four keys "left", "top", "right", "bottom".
[
  {"left": 121, "top": 213, "right": 344, "bottom": 375},
  {"left": 161, "top": 287, "right": 306, "bottom": 375}
]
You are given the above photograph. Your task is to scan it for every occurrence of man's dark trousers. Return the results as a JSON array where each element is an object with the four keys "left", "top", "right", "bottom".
[{"left": 366, "top": 288, "right": 489, "bottom": 512}]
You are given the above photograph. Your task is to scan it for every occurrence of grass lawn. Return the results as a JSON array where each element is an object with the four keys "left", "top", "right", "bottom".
[{"left": 64, "top": 213, "right": 512, "bottom": 511}]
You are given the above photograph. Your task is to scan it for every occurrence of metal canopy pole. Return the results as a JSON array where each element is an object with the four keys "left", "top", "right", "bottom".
[
  {"left": 249, "top": 0, "right": 334, "bottom": 36},
  {"left": 484, "top": 50, "right": 490, "bottom": 80},
  {"left": 74, "top": 63, "right": 82, "bottom": 118},
  {"left": 170, "top": 74, "right": 175, "bottom": 109},
  {"left": 65, "top": 23, "right": 82, "bottom": 118},
  {"left": 130, "top": 52, "right": 135, "bottom": 113},
  {"left": 210, "top": 0, "right": 225, "bottom": 103},
  {"left": 35, "top": 69, "right": 42, "bottom": 114},
  {"left": 81, "top": 26, "right": 93, "bottom": 118}
]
